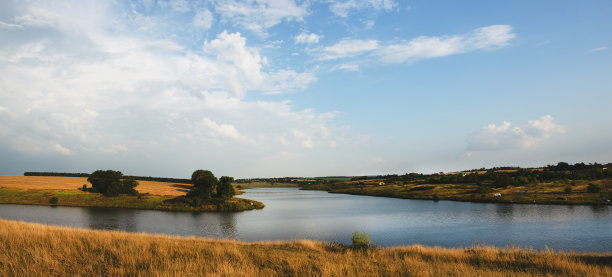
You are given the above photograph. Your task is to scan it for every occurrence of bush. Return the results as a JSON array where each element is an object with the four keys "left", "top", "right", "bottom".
[
  {"left": 587, "top": 183, "right": 604, "bottom": 193},
  {"left": 351, "top": 231, "right": 372, "bottom": 249},
  {"left": 216, "top": 176, "right": 236, "bottom": 200},
  {"left": 564, "top": 187, "right": 572, "bottom": 193},
  {"left": 49, "top": 197, "right": 59, "bottom": 205},
  {"left": 87, "top": 170, "right": 139, "bottom": 197}
]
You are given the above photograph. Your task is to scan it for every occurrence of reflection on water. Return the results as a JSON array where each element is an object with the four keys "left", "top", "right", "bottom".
[
  {"left": 495, "top": 204, "right": 514, "bottom": 221},
  {"left": 219, "top": 213, "right": 237, "bottom": 237},
  {"left": 0, "top": 187, "right": 611, "bottom": 252},
  {"left": 85, "top": 207, "right": 137, "bottom": 232}
]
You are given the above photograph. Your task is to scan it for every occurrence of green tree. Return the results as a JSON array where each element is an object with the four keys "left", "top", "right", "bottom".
[
  {"left": 217, "top": 176, "right": 236, "bottom": 200},
  {"left": 187, "top": 170, "right": 218, "bottom": 202},
  {"left": 587, "top": 183, "right": 604, "bottom": 193},
  {"left": 87, "top": 170, "right": 139, "bottom": 197}
]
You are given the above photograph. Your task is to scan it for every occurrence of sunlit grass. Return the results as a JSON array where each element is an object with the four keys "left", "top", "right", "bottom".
[{"left": 0, "top": 219, "right": 610, "bottom": 276}]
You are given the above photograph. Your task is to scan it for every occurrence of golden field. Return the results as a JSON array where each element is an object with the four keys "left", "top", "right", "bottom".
[
  {"left": 0, "top": 175, "right": 189, "bottom": 196},
  {"left": 0, "top": 219, "right": 610, "bottom": 276},
  {"left": 0, "top": 176, "right": 263, "bottom": 212}
]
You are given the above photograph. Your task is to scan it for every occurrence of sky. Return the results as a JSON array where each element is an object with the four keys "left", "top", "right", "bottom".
[{"left": 0, "top": 0, "right": 611, "bottom": 178}]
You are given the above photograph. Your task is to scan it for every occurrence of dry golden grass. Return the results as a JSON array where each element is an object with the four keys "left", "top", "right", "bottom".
[
  {"left": 0, "top": 219, "right": 610, "bottom": 276},
  {"left": 0, "top": 176, "right": 189, "bottom": 196}
]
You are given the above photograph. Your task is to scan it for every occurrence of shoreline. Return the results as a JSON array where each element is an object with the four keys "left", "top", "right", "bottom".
[
  {"left": 300, "top": 186, "right": 612, "bottom": 206},
  {"left": 0, "top": 187, "right": 264, "bottom": 212}
]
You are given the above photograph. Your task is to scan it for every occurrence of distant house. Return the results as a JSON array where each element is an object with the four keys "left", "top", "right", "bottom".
[{"left": 493, "top": 193, "right": 502, "bottom": 197}]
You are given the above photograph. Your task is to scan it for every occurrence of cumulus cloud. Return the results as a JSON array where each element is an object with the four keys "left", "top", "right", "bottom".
[
  {"left": 214, "top": 0, "right": 308, "bottom": 35},
  {"left": 53, "top": 143, "right": 73, "bottom": 155},
  {"left": 0, "top": 1, "right": 333, "bottom": 164},
  {"left": 294, "top": 32, "right": 320, "bottom": 44},
  {"left": 329, "top": 0, "right": 397, "bottom": 17},
  {"left": 201, "top": 118, "right": 255, "bottom": 145},
  {"left": 203, "top": 31, "right": 315, "bottom": 97},
  {"left": 466, "top": 115, "right": 565, "bottom": 151}
]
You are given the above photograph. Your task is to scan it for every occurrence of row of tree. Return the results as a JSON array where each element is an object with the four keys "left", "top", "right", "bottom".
[
  {"left": 24, "top": 172, "right": 191, "bottom": 184},
  {"left": 349, "top": 162, "right": 611, "bottom": 186}
]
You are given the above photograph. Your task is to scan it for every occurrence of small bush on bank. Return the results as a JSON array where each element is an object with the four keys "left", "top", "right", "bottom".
[
  {"left": 351, "top": 231, "right": 372, "bottom": 250},
  {"left": 587, "top": 183, "right": 603, "bottom": 193},
  {"left": 49, "top": 197, "right": 58, "bottom": 205}
]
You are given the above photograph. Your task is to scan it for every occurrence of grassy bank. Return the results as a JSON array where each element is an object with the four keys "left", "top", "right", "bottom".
[
  {"left": 0, "top": 187, "right": 264, "bottom": 212},
  {"left": 0, "top": 176, "right": 264, "bottom": 212},
  {"left": 235, "top": 181, "right": 299, "bottom": 189},
  {"left": 302, "top": 179, "right": 612, "bottom": 205},
  {"left": 0, "top": 219, "right": 610, "bottom": 276}
]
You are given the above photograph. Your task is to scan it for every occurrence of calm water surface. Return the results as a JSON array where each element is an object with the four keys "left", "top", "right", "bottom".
[{"left": 1, "top": 188, "right": 611, "bottom": 252}]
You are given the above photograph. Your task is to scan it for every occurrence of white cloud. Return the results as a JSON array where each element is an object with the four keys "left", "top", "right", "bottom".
[
  {"left": 98, "top": 144, "right": 128, "bottom": 153},
  {"left": 294, "top": 32, "right": 321, "bottom": 44},
  {"left": 331, "top": 63, "right": 359, "bottom": 71},
  {"left": 467, "top": 115, "right": 565, "bottom": 151},
  {"left": 318, "top": 39, "right": 379, "bottom": 60},
  {"left": 524, "top": 115, "right": 566, "bottom": 139},
  {"left": 329, "top": 0, "right": 397, "bottom": 17},
  {"left": 203, "top": 31, "right": 315, "bottom": 97},
  {"left": 0, "top": 1, "right": 333, "bottom": 163},
  {"left": 379, "top": 25, "right": 516, "bottom": 63},
  {"left": 0, "top": 21, "right": 23, "bottom": 29},
  {"left": 192, "top": 9, "right": 214, "bottom": 30},
  {"left": 214, "top": 0, "right": 308, "bottom": 35},
  {"left": 168, "top": 0, "right": 191, "bottom": 13},
  {"left": 201, "top": 118, "right": 255, "bottom": 145},
  {"left": 314, "top": 25, "right": 514, "bottom": 64},
  {"left": 589, "top": 46, "right": 608, "bottom": 52},
  {"left": 292, "top": 129, "right": 313, "bottom": 148},
  {"left": 53, "top": 143, "right": 72, "bottom": 155}
]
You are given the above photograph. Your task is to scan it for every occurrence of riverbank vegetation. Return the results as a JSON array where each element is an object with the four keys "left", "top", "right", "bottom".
[
  {"left": 300, "top": 162, "right": 612, "bottom": 205},
  {"left": 1, "top": 219, "right": 610, "bottom": 276},
  {"left": 0, "top": 170, "right": 264, "bottom": 212}
]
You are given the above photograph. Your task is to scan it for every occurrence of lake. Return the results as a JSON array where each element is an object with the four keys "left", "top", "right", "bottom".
[{"left": 1, "top": 187, "right": 611, "bottom": 252}]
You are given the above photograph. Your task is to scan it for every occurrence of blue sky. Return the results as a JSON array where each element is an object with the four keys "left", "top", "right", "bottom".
[{"left": 0, "top": 0, "right": 611, "bottom": 178}]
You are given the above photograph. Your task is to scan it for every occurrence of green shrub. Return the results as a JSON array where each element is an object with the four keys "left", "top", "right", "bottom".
[
  {"left": 351, "top": 231, "right": 372, "bottom": 249},
  {"left": 587, "top": 183, "right": 603, "bottom": 193},
  {"left": 564, "top": 187, "right": 572, "bottom": 193},
  {"left": 49, "top": 197, "right": 59, "bottom": 205}
]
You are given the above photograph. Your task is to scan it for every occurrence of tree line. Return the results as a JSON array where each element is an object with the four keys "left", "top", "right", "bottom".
[{"left": 24, "top": 172, "right": 191, "bottom": 184}]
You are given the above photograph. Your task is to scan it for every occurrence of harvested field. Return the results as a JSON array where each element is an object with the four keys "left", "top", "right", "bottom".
[{"left": 0, "top": 176, "right": 190, "bottom": 196}]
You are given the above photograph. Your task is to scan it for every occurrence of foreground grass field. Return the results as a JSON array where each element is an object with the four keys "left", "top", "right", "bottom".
[
  {"left": 0, "top": 176, "right": 264, "bottom": 212},
  {"left": 302, "top": 178, "right": 612, "bottom": 206},
  {"left": 0, "top": 219, "right": 610, "bottom": 276}
]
